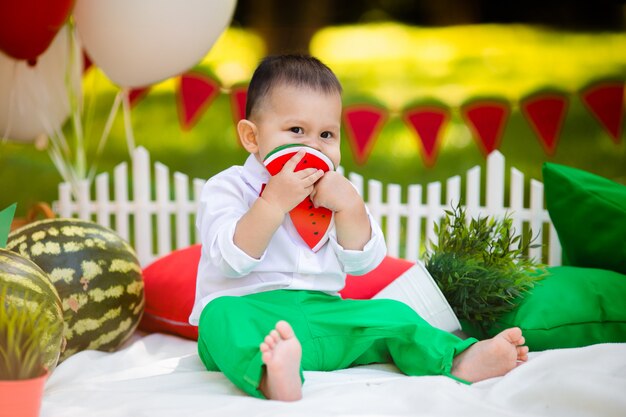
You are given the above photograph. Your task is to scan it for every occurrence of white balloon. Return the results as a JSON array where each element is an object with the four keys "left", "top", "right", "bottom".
[
  {"left": 74, "top": 0, "right": 237, "bottom": 88},
  {"left": 0, "top": 26, "right": 82, "bottom": 143}
]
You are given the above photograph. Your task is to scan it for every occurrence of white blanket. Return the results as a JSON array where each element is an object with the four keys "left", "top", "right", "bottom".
[{"left": 42, "top": 333, "right": 626, "bottom": 417}]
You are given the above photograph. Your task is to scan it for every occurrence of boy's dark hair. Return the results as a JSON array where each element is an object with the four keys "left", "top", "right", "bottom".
[{"left": 245, "top": 54, "right": 342, "bottom": 119}]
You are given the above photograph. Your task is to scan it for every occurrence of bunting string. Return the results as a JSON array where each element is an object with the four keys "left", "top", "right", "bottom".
[{"left": 126, "top": 71, "right": 624, "bottom": 166}]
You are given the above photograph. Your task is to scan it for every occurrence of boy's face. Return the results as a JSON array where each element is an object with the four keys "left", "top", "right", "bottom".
[{"left": 246, "top": 83, "right": 342, "bottom": 168}]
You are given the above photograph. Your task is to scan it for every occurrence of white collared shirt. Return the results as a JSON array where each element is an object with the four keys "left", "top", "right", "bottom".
[{"left": 188, "top": 154, "right": 387, "bottom": 325}]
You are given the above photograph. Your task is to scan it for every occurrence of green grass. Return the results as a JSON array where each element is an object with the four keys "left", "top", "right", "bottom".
[{"left": 1, "top": 23, "right": 625, "bottom": 217}]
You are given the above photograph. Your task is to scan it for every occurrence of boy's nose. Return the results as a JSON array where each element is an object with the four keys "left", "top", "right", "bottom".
[{"left": 300, "top": 137, "right": 320, "bottom": 151}]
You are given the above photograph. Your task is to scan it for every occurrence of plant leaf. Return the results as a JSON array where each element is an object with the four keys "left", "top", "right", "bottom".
[
  {"left": 423, "top": 201, "right": 545, "bottom": 332},
  {"left": 0, "top": 204, "right": 17, "bottom": 248}
]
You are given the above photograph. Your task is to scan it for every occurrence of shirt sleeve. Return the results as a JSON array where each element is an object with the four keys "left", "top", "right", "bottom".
[
  {"left": 328, "top": 212, "right": 387, "bottom": 276},
  {"left": 197, "top": 175, "right": 264, "bottom": 278}
]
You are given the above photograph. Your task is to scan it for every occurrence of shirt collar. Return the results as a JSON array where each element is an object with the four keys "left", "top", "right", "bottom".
[{"left": 242, "top": 153, "right": 270, "bottom": 194}]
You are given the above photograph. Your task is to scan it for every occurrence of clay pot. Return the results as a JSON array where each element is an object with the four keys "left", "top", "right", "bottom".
[{"left": 0, "top": 370, "right": 48, "bottom": 417}]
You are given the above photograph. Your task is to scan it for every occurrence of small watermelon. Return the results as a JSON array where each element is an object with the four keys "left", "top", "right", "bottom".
[
  {"left": 7, "top": 219, "right": 144, "bottom": 361},
  {"left": 263, "top": 144, "right": 335, "bottom": 252},
  {"left": 0, "top": 248, "right": 65, "bottom": 374}
]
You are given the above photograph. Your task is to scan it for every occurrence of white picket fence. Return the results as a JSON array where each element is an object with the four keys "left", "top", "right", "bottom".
[{"left": 53, "top": 146, "right": 562, "bottom": 267}]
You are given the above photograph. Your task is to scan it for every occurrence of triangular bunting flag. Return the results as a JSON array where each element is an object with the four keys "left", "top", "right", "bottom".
[
  {"left": 230, "top": 85, "right": 248, "bottom": 147},
  {"left": 403, "top": 105, "right": 450, "bottom": 167},
  {"left": 129, "top": 87, "right": 150, "bottom": 109},
  {"left": 521, "top": 92, "right": 568, "bottom": 155},
  {"left": 461, "top": 99, "right": 510, "bottom": 156},
  {"left": 230, "top": 85, "right": 248, "bottom": 125},
  {"left": 343, "top": 104, "right": 387, "bottom": 165},
  {"left": 581, "top": 81, "right": 624, "bottom": 143},
  {"left": 177, "top": 71, "right": 220, "bottom": 131}
]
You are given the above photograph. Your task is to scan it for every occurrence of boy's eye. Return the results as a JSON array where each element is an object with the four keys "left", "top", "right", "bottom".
[
  {"left": 321, "top": 131, "right": 333, "bottom": 139},
  {"left": 290, "top": 127, "right": 303, "bottom": 134}
]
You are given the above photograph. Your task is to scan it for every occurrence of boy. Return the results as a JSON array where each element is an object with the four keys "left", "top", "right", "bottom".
[{"left": 189, "top": 54, "right": 528, "bottom": 402}]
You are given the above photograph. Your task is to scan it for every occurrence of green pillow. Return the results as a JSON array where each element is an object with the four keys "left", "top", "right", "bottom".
[
  {"left": 488, "top": 266, "right": 626, "bottom": 351},
  {"left": 543, "top": 162, "right": 626, "bottom": 274}
]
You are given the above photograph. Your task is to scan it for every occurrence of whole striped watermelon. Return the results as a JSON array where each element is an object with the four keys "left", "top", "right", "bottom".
[
  {"left": 0, "top": 248, "right": 65, "bottom": 373},
  {"left": 7, "top": 219, "right": 144, "bottom": 361}
]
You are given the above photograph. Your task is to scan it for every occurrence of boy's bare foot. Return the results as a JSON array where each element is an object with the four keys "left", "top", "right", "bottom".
[
  {"left": 451, "top": 327, "right": 529, "bottom": 383},
  {"left": 258, "top": 320, "right": 303, "bottom": 401}
]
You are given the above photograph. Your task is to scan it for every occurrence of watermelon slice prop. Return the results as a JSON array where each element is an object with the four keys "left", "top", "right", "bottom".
[{"left": 263, "top": 144, "right": 335, "bottom": 252}]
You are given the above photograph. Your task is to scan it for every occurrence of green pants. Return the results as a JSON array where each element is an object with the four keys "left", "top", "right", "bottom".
[{"left": 197, "top": 290, "right": 476, "bottom": 398}]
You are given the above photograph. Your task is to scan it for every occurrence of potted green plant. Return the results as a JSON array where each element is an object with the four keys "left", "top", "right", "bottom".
[
  {"left": 0, "top": 285, "right": 64, "bottom": 417},
  {"left": 424, "top": 204, "right": 546, "bottom": 338}
]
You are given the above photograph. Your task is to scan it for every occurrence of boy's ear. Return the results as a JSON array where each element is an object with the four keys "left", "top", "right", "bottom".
[{"left": 237, "top": 119, "right": 259, "bottom": 154}]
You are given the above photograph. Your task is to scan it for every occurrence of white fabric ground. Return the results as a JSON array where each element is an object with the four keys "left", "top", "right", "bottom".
[{"left": 42, "top": 332, "right": 626, "bottom": 417}]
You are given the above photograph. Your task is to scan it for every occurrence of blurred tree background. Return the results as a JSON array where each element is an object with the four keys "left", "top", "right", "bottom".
[
  {"left": 236, "top": 0, "right": 626, "bottom": 54},
  {"left": 1, "top": 0, "right": 624, "bottom": 217}
]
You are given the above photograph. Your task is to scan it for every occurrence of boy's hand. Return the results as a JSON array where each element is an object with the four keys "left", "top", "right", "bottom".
[
  {"left": 310, "top": 171, "right": 361, "bottom": 213},
  {"left": 262, "top": 150, "right": 325, "bottom": 214},
  {"left": 311, "top": 171, "right": 372, "bottom": 250}
]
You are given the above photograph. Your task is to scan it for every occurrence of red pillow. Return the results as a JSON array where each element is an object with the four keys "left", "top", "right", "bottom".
[
  {"left": 140, "top": 244, "right": 414, "bottom": 340},
  {"left": 139, "top": 244, "right": 201, "bottom": 340},
  {"left": 340, "top": 256, "right": 414, "bottom": 299}
]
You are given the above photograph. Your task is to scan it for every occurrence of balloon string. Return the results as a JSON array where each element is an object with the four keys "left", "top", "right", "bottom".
[
  {"left": 31, "top": 45, "right": 79, "bottom": 195},
  {"left": 41, "top": 106, "right": 81, "bottom": 197},
  {"left": 1, "top": 61, "right": 17, "bottom": 143},
  {"left": 83, "top": 52, "right": 99, "bottom": 163},
  {"left": 40, "top": 104, "right": 72, "bottom": 169},
  {"left": 48, "top": 144, "right": 81, "bottom": 200},
  {"left": 73, "top": 104, "right": 86, "bottom": 179},
  {"left": 121, "top": 88, "right": 136, "bottom": 156},
  {"left": 66, "top": 25, "right": 86, "bottom": 179},
  {"left": 46, "top": 24, "right": 84, "bottom": 198},
  {"left": 28, "top": 62, "right": 71, "bottom": 156},
  {"left": 88, "top": 90, "right": 122, "bottom": 182}
]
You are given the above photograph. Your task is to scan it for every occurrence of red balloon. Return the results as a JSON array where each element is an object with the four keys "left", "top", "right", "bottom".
[{"left": 0, "top": 0, "right": 75, "bottom": 65}]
